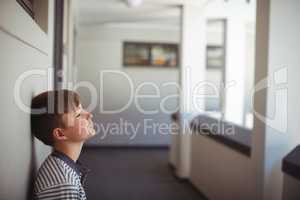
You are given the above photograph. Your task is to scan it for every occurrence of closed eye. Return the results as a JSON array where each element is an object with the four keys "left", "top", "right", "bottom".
[{"left": 76, "top": 113, "right": 81, "bottom": 118}]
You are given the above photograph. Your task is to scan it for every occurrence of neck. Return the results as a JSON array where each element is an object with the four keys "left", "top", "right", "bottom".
[{"left": 54, "top": 142, "right": 83, "bottom": 162}]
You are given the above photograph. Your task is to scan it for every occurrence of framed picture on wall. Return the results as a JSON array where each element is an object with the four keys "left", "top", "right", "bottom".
[
  {"left": 123, "top": 42, "right": 179, "bottom": 68},
  {"left": 123, "top": 42, "right": 151, "bottom": 66},
  {"left": 150, "top": 44, "right": 178, "bottom": 67}
]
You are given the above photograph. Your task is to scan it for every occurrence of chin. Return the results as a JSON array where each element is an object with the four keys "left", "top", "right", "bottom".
[{"left": 87, "top": 129, "right": 96, "bottom": 138}]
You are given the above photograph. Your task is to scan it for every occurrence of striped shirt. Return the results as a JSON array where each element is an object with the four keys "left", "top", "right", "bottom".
[{"left": 34, "top": 151, "right": 90, "bottom": 200}]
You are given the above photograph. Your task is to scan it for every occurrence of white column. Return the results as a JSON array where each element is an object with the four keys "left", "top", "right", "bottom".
[
  {"left": 253, "top": 0, "right": 300, "bottom": 199},
  {"left": 176, "top": 4, "right": 206, "bottom": 178},
  {"left": 224, "top": 18, "right": 247, "bottom": 126}
]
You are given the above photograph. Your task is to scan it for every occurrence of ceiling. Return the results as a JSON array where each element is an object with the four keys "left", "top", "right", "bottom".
[{"left": 76, "top": 0, "right": 210, "bottom": 27}]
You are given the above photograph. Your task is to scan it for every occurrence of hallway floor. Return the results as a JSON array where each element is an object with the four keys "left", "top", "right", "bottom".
[{"left": 79, "top": 147, "right": 207, "bottom": 200}]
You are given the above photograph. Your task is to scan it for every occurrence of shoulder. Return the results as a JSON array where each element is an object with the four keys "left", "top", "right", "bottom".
[{"left": 34, "top": 155, "right": 80, "bottom": 193}]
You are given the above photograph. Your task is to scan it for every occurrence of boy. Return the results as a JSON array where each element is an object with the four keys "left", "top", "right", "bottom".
[{"left": 31, "top": 90, "right": 96, "bottom": 200}]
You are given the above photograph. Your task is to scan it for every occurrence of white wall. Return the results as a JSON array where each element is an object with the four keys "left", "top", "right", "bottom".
[
  {"left": 190, "top": 135, "right": 254, "bottom": 200},
  {"left": 185, "top": 1, "right": 257, "bottom": 199},
  {"left": 254, "top": 0, "right": 300, "bottom": 199},
  {"left": 174, "top": 4, "right": 207, "bottom": 179},
  {"left": 0, "top": 0, "right": 54, "bottom": 199},
  {"left": 187, "top": 0, "right": 300, "bottom": 199},
  {"left": 63, "top": 0, "right": 77, "bottom": 87},
  {"left": 77, "top": 25, "right": 180, "bottom": 146}
]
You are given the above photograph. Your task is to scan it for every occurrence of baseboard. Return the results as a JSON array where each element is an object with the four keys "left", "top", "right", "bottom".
[{"left": 168, "top": 162, "right": 176, "bottom": 171}]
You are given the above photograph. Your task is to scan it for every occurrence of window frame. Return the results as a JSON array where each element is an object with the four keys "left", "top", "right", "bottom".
[
  {"left": 205, "top": 19, "right": 227, "bottom": 117},
  {"left": 17, "top": 0, "right": 35, "bottom": 18}
]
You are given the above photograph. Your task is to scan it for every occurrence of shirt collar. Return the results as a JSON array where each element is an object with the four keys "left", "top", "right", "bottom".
[{"left": 52, "top": 150, "right": 90, "bottom": 178}]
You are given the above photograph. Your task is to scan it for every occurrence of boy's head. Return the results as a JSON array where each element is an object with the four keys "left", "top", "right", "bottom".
[{"left": 31, "top": 90, "right": 95, "bottom": 146}]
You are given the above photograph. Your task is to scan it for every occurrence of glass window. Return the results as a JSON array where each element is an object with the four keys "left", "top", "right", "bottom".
[
  {"left": 204, "top": 14, "right": 256, "bottom": 129},
  {"left": 205, "top": 20, "right": 226, "bottom": 116}
]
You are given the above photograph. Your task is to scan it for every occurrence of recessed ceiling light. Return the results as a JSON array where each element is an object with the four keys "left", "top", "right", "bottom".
[{"left": 126, "top": 0, "right": 143, "bottom": 7}]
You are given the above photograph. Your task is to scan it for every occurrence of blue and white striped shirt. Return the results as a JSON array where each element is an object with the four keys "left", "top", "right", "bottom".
[{"left": 34, "top": 151, "right": 90, "bottom": 200}]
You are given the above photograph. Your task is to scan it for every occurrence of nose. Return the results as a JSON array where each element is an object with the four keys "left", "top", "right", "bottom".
[{"left": 88, "top": 112, "right": 93, "bottom": 119}]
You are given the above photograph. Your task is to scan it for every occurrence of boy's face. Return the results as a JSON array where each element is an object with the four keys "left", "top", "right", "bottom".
[{"left": 60, "top": 104, "right": 96, "bottom": 143}]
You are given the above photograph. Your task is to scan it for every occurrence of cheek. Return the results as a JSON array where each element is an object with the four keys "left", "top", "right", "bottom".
[
  {"left": 64, "top": 117, "right": 76, "bottom": 127},
  {"left": 74, "top": 120, "right": 89, "bottom": 135}
]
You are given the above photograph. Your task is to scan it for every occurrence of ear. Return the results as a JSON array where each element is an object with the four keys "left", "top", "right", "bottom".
[{"left": 52, "top": 128, "right": 68, "bottom": 141}]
